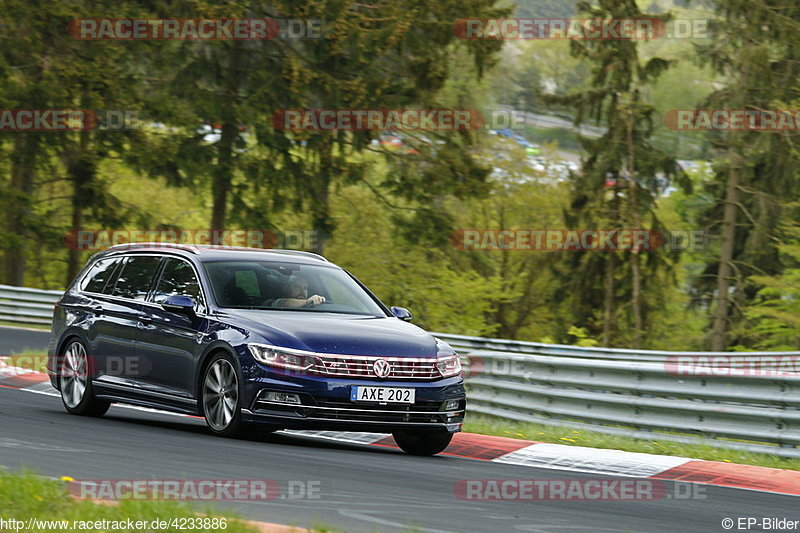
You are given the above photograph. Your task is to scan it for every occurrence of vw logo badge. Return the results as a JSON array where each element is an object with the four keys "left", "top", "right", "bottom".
[{"left": 373, "top": 359, "right": 391, "bottom": 378}]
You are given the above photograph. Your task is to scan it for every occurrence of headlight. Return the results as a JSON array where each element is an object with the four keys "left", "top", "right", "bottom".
[
  {"left": 247, "top": 344, "right": 319, "bottom": 371},
  {"left": 436, "top": 355, "right": 462, "bottom": 378}
]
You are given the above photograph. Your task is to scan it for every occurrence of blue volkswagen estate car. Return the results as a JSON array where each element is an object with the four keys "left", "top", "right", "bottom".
[{"left": 47, "top": 244, "right": 465, "bottom": 455}]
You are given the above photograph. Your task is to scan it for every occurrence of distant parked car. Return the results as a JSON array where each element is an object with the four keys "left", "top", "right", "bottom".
[{"left": 494, "top": 128, "right": 541, "bottom": 155}]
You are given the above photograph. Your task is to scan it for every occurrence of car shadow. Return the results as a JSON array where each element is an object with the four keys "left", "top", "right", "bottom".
[{"left": 77, "top": 405, "right": 411, "bottom": 456}]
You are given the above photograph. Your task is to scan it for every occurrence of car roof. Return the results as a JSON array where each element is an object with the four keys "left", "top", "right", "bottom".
[{"left": 93, "top": 243, "right": 330, "bottom": 265}]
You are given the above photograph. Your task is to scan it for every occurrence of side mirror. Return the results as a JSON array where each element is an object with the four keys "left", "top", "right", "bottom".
[
  {"left": 162, "top": 295, "right": 196, "bottom": 315},
  {"left": 390, "top": 306, "right": 413, "bottom": 322}
]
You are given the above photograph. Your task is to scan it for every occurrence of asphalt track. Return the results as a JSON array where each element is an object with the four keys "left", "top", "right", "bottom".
[
  {"left": 0, "top": 325, "right": 50, "bottom": 354},
  {"left": 1, "top": 327, "right": 798, "bottom": 532}
]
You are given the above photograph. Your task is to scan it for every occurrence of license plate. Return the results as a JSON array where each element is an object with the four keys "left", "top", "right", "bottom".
[{"left": 350, "top": 386, "right": 415, "bottom": 404}]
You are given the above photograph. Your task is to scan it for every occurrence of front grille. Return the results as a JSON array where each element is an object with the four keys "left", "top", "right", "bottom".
[
  {"left": 315, "top": 399, "right": 444, "bottom": 412},
  {"left": 252, "top": 396, "right": 465, "bottom": 424},
  {"left": 306, "top": 407, "right": 458, "bottom": 424},
  {"left": 306, "top": 355, "right": 440, "bottom": 380}
]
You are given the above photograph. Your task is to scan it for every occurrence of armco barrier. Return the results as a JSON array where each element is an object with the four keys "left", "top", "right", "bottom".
[
  {"left": 434, "top": 333, "right": 800, "bottom": 457},
  {"left": 0, "top": 284, "right": 62, "bottom": 326},
  {"left": 1, "top": 285, "right": 797, "bottom": 457}
]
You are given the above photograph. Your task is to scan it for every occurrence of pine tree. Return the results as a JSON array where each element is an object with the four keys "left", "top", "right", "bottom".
[
  {"left": 551, "top": 0, "right": 688, "bottom": 347},
  {"left": 695, "top": 0, "right": 800, "bottom": 350}
]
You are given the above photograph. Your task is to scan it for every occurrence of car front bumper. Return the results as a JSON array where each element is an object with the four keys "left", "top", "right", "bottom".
[{"left": 240, "top": 372, "right": 466, "bottom": 433}]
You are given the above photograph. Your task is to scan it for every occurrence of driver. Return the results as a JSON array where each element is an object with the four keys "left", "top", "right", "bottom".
[{"left": 275, "top": 276, "right": 326, "bottom": 308}]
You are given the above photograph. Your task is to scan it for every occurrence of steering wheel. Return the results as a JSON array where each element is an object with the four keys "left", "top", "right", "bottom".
[{"left": 305, "top": 295, "right": 333, "bottom": 307}]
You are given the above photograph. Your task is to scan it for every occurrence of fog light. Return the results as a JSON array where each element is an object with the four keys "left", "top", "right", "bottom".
[
  {"left": 444, "top": 400, "right": 460, "bottom": 411},
  {"left": 262, "top": 391, "right": 301, "bottom": 404}
]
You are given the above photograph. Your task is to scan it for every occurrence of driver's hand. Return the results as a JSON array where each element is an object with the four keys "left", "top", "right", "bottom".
[{"left": 306, "top": 294, "right": 326, "bottom": 307}]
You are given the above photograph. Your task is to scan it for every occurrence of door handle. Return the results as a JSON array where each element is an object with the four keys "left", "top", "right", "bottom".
[
  {"left": 88, "top": 304, "right": 104, "bottom": 316},
  {"left": 138, "top": 315, "right": 153, "bottom": 328}
]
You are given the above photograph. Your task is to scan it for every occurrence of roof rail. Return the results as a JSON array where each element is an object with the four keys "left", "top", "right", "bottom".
[
  {"left": 198, "top": 246, "right": 330, "bottom": 261},
  {"left": 183, "top": 244, "right": 328, "bottom": 261},
  {"left": 104, "top": 242, "right": 200, "bottom": 254},
  {"left": 264, "top": 249, "right": 328, "bottom": 262},
  {"left": 101, "top": 243, "right": 327, "bottom": 262}
]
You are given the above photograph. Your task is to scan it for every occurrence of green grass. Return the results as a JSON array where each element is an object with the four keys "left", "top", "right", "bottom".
[
  {"left": 0, "top": 471, "right": 266, "bottom": 533},
  {"left": 464, "top": 414, "right": 800, "bottom": 472},
  {"left": 0, "top": 471, "right": 409, "bottom": 532}
]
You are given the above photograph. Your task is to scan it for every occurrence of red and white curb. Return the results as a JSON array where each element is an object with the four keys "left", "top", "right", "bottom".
[{"left": 2, "top": 363, "right": 799, "bottom": 497}]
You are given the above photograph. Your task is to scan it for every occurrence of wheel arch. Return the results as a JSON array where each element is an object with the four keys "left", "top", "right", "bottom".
[
  {"left": 51, "top": 332, "right": 90, "bottom": 391},
  {"left": 194, "top": 341, "right": 241, "bottom": 401}
]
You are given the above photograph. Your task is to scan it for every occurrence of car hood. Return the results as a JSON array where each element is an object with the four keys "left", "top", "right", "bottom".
[{"left": 224, "top": 310, "right": 442, "bottom": 357}]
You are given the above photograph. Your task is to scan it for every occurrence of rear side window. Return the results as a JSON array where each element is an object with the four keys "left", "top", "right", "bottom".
[
  {"left": 234, "top": 270, "right": 261, "bottom": 297},
  {"left": 112, "top": 256, "right": 162, "bottom": 301},
  {"left": 78, "top": 258, "right": 120, "bottom": 294},
  {"left": 152, "top": 258, "right": 203, "bottom": 308}
]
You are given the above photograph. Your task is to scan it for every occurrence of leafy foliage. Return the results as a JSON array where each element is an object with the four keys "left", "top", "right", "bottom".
[{"left": 1, "top": 0, "right": 800, "bottom": 351}]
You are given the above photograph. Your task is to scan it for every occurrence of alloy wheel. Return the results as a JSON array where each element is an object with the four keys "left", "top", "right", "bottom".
[
  {"left": 60, "top": 341, "right": 88, "bottom": 408},
  {"left": 203, "top": 358, "right": 239, "bottom": 431}
]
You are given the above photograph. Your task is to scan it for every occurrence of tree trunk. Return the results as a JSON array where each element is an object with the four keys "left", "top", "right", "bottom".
[
  {"left": 66, "top": 201, "right": 84, "bottom": 286},
  {"left": 310, "top": 172, "right": 332, "bottom": 256},
  {"left": 65, "top": 133, "right": 94, "bottom": 285},
  {"left": 3, "top": 134, "right": 38, "bottom": 286},
  {"left": 602, "top": 256, "right": 615, "bottom": 346},
  {"left": 210, "top": 42, "right": 242, "bottom": 234},
  {"left": 310, "top": 147, "right": 334, "bottom": 256},
  {"left": 210, "top": 121, "right": 237, "bottom": 233},
  {"left": 625, "top": 103, "right": 644, "bottom": 348},
  {"left": 710, "top": 155, "right": 740, "bottom": 351},
  {"left": 629, "top": 248, "right": 643, "bottom": 347}
]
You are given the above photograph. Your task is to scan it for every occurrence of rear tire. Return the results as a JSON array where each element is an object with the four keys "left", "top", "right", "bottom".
[
  {"left": 392, "top": 430, "right": 453, "bottom": 456},
  {"left": 59, "top": 340, "right": 110, "bottom": 417},
  {"left": 201, "top": 353, "right": 244, "bottom": 437}
]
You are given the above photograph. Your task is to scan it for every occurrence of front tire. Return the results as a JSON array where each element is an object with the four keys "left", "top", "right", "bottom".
[
  {"left": 392, "top": 430, "right": 453, "bottom": 456},
  {"left": 201, "top": 354, "right": 243, "bottom": 437},
  {"left": 59, "top": 340, "right": 110, "bottom": 417}
]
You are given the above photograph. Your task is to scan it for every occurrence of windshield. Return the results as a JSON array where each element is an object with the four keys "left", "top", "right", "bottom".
[{"left": 203, "top": 260, "right": 387, "bottom": 317}]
